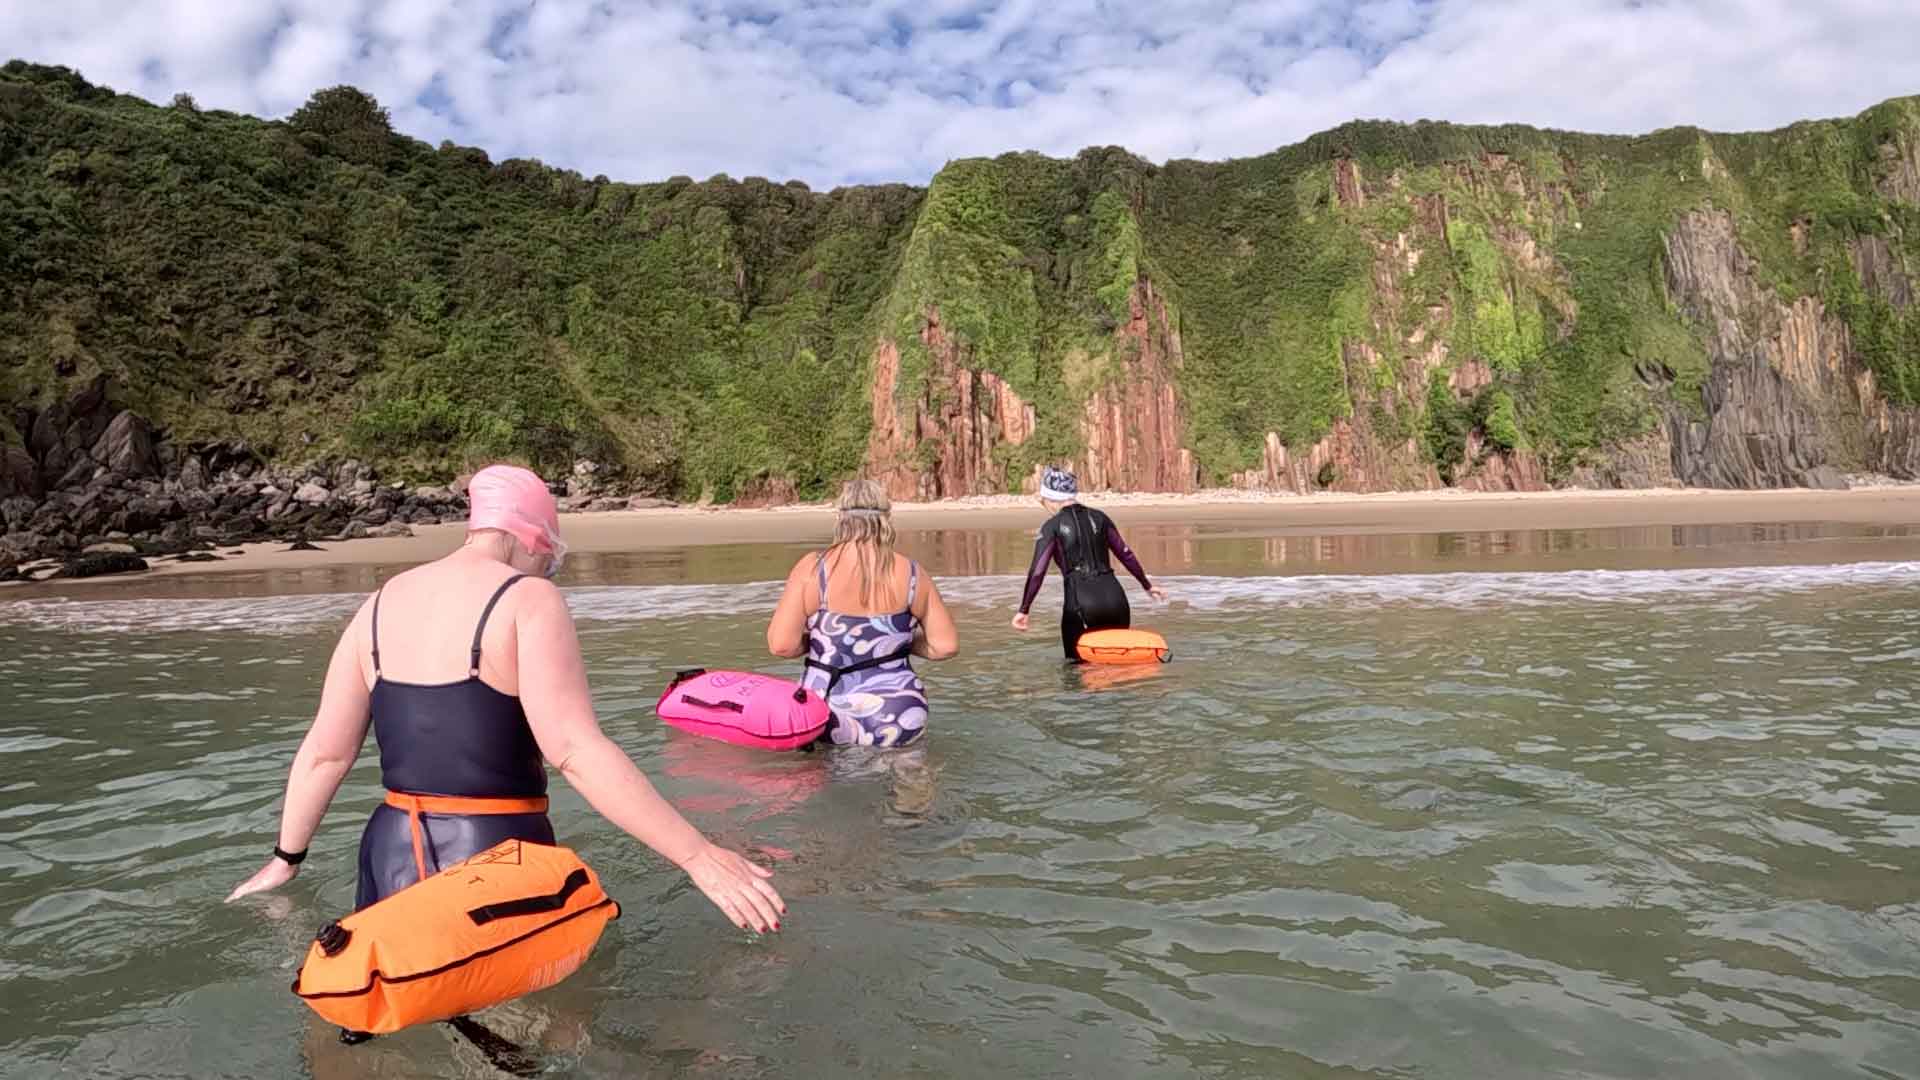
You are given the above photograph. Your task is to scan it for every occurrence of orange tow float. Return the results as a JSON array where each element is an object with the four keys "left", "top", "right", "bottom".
[
  {"left": 291, "top": 828, "right": 619, "bottom": 1035},
  {"left": 1075, "top": 628, "right": 1172, "bottom": 665}
]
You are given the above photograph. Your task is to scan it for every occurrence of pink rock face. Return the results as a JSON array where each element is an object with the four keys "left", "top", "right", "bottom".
[
  {"left": 1072, "top": 281, "right": 1200, "bottom": 495},
  {"left": 853, "top": 171, "right": 1920, "bottom": 501},
  {"left": 865, "top": 281, "right": 1204, "bottom": 500},
  {"left": 863, "top": 306, "right": 1038, "bottom": 502}
]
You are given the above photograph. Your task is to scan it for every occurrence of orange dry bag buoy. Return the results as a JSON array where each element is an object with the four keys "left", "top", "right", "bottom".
[
  {"left": 1075, "top": 628, "right": 1172, "bottom": 665},
  {"left": 291, "top": 839, "right": 620, "bottom": 1034}
]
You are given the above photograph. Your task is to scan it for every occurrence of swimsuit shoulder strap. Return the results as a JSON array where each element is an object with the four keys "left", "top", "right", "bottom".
[
  {"left": 904, "top": 558, "right": 919, "bottom": 612},
  {"left": 370, "top": 587, "right": 384, "bottom": 675},
  {"left": 470, "top": 575, "right": 528, "bottom": 677},
  {"left": 814, "top": 551, "right": 830, "bottom": 613}
]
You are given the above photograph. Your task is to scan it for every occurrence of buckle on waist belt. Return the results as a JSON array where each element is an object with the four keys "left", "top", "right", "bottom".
[
  {"left": 803, "top": 646, "right": 913, "bottom": 694},
  {"left": 798, "top": 645, "right": 914, "bottom": 752},
  {"left": 383, "top": 791, "right": 551, "bottom": 883}
]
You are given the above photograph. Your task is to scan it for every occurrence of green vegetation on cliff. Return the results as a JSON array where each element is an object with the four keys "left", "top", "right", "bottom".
[
  {"left": 1, "top": 63, "right": 918, "bottom": 499},
  {"left": 2, "top": 58, "right": 1916, "bottom": 496}
]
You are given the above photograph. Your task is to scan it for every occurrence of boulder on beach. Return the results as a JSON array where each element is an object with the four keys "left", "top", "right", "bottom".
[{"left": 51, "top": 552, "right": 149, "bottom": 579}]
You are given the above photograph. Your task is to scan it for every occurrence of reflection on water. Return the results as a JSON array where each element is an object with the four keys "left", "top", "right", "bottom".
[
  {"left": 943, "top": 519, "right": 1920, "bottom": 582},
  {"left": 7, "top": 519, "right": 1916, "bottom": 603},
  {"left": 2, "top": 530, "right": 1920, "bottom": 1078}
]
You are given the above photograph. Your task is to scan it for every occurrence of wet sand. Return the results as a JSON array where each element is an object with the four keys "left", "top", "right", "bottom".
[{"left": 5, "top": 486, "right": 1919, "bottom": 598}]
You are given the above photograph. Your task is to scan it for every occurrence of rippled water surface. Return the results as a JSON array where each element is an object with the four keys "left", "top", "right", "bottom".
[{"left": 3, "top": 527, "right": 1920, "bottom": 1078}]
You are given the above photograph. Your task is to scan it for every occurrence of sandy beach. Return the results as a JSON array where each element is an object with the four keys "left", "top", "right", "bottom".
[{"left": 8, "top": 484, "right": 1919, "bottom": 589}]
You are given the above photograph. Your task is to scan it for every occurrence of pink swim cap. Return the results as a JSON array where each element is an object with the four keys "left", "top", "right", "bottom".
[{"left": 465, "top": 464, "right": 562, "bottom": 556}]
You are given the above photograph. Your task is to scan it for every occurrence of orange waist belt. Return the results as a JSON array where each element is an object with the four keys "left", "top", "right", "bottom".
[{"left": 383, "top": 790, "right": 550, "bottom": 882}]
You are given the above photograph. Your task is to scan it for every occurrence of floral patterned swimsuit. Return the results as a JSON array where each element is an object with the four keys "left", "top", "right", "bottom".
[{"left": 800, "top": 554, "right": 929, "bottom": 748}]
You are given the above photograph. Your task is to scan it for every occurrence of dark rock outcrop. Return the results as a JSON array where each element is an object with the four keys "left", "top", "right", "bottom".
[
  {"left": 0, "top": 373, "right": 509, "bottom": 566},
  {"left": 1669, "top": 356, "right": 1847, "bottom": 489},
  {"left": 1660, "top": 209, "right": 1920, "bottom": 487},
  {"left": 51, "top": 552, "right": 148, "bottom": 579},
  {"left": 94, "top": 411, "right": 159, "bottom": 479},
  {"left": 0, "top": 447, "right": 38, "bottom": 500}
]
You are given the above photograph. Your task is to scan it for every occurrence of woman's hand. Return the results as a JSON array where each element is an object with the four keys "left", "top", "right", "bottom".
[
  {"left": 680, "top": 842, "right": 785, "bottom": 933},
  {"left": 1010, "top": 612, "right": 1030, "bottom": 632},
  {"left": 1149, "top": 586, "right": 1169, "bottom": 602},
  {"left": 225, "top": 856, "right": 298, "bottom": 903}
]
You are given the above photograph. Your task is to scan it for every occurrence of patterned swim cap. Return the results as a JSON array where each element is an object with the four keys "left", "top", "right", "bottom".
[{"left": 1039, "top": 466, "right": 1078, "bottom": 501}]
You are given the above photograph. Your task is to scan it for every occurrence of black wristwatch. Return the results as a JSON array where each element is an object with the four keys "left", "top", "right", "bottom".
[{"left": 273, "top": 844, "right": 308, "bottom": 866}]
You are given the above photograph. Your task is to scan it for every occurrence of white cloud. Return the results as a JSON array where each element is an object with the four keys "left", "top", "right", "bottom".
[{"left": 2, "top": 0, "right": 1916, "bottom": 189}]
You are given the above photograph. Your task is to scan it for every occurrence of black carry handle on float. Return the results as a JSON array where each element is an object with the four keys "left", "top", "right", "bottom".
[
  {"left": 669, "top": 667, "right": 751, "bottom": 712},
  {"left": 679, "top": 694, "right": 744, "bottom": 713},
  {"left": 668, "top": 668, "right": 752, "bottom": 712},
  {"left": 466, "top": 869, "right": 592, "bottom": 926},
  {"left": 669, "top": 667, "right": 806, "bottom": 703}
]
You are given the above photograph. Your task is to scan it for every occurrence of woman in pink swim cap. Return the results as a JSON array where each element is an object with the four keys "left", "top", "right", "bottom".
[
  {"left": 230, "top": 463, "right": 786, "bottom": 1017},
  {"left": 464, "top": 463, "right": 570, "bottom": 578}
]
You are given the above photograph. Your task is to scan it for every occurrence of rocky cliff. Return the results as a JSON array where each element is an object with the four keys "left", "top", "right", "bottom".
[
  {"left": 863, "top": 307, "right": 1037, "bottom": 502},
  {"left": 3, "top": 59, "right": 1919, "bottom": 547}
]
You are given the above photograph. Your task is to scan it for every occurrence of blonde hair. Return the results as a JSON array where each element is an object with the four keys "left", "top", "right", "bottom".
[{"left": 823, "top": 478, "right": 896, "bottom": 608}]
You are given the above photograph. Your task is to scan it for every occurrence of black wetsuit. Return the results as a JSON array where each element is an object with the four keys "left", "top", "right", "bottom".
[
  {"left": 354, "top": 575, "right": 554, "bottom": 910},
  {"left": 1018, "top": 504, "right": 1154, "bottom": 661}
]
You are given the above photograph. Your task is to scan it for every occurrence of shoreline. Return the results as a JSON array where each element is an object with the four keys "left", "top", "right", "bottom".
[{"left": 7, "top": 484, "right": 1920, "bottom": 589}]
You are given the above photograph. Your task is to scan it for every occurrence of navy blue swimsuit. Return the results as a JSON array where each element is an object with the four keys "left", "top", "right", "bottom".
[{"left": 353, "top": 575, "right": 555, "bottom": 910}]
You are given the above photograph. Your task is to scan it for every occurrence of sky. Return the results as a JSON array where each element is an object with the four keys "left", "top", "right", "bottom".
[{"left": 6, "top": 0, "right": 1918, "bottom": 189}]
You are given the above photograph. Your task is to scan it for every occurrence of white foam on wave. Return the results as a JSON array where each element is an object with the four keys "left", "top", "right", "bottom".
[
  {"left": 2, "top": 560, "right": 1915, "bottom": 635},
  {"left": 1158, "top": 559, "right": 1920, "bottom": 611},
  {"left": 0, "top": 593, "right": 366, "bottom": 636}
]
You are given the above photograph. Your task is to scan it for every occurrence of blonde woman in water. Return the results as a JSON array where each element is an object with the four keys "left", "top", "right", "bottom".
[{"left": 765, "top": 479, "right": 958, "bottom": 748}]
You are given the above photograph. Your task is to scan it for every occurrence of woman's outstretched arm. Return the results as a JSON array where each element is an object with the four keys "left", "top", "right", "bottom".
[
  {"left": 225, "top": 599, "right": 375, "bottom": 901},
  {"left": 1012, "top": 530, "right": 1059, "bottom": 630},
  {"left": 516, "top": 578, "right": 785, "bottom": 933},
  {"left": 1104, "top": 520, "right": 1162, "bottom": 596}
]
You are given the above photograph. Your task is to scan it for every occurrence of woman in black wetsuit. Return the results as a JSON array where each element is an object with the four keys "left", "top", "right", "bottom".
[{"left": 1011, "top": 466, "right": 1168, "bottom": 660}]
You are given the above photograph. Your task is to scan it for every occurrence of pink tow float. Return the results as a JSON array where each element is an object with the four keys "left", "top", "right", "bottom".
[{"left": 654, "top": 668, "right": 830, "bottom": 752}]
